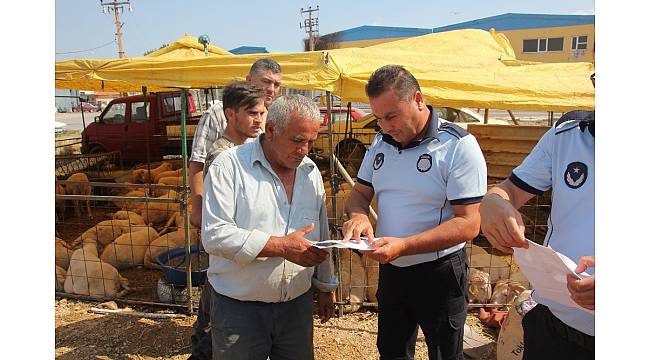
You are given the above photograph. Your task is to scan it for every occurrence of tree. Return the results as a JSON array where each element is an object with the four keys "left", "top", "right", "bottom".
[{"left": 143, "top": 43, "right": 169, "bottom": 56}]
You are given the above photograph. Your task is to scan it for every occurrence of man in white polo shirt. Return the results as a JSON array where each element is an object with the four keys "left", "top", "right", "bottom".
[
  {"left": 479, "top": 74, "right": 595, "bottom": 359},
  {"left": 343, "top": 65, "right": 487, "bottom": 360}
]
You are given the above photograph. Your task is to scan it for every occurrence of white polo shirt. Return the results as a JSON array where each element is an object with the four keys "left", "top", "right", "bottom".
[
  {"left": 357, "top": 106, "right": 487, "bottom": 267},
  {"left": 510, "top": 110, "right": 595, "bottom": 336}
]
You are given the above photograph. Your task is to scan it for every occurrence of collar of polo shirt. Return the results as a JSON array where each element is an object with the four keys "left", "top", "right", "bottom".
[{"left": 381, "top": 105, "right": 439, "bottom": 150}]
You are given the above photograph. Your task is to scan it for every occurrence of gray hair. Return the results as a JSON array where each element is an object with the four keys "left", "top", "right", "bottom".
[
  {"left": 249, "top": 58, "right": 281, "bottom": 77},
  {"left": 267, "top": 95, "right": 320, "bottom": 133}
]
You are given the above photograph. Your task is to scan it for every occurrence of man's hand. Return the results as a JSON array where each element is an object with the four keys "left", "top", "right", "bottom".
[
  {"left": 360, "top": 237, "right": 406, "bottom": 264},
  {"left": 479, "top": 193, "right": 528, "bottom": 254},
  {"left": 342, "top": 213, "right": 374, "bottom": 242},
  {"left": 316, "top": 290, "right": 335, "bottom": 323},
  {"left": 567, "top": 256, "right": 595, "bottom": 310},
  {"left": 281, "top": 224, "right": 329, "bottom": 267}
]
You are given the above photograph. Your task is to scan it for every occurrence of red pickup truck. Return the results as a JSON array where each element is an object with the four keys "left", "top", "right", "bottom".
[{"left": 81, "top": 92, "right": 202, "bottom": 163}]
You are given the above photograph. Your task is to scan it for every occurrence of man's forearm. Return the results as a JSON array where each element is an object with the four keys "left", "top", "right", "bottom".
[
  {"left": 345, "top": 186, "right": 372, "bottom": 217},
  {"left": 401, "top": 214, "right": 481, "bottom": 256},
  {"left": 189, "top": 161, "right": 204, "bottom": 209},
  {"left": 257, "top": 236, "right": 286, "bottom": 258}
]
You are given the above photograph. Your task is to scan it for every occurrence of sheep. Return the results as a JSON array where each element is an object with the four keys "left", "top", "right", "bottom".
[
  {"left": 489, "top": 280, "right": 527, "bottom": 310},
  {"left": 110, "top": 210, "right": 146, "bottom": 225},
  {"left": 337, "top": 249, "right": 366, "bottom": 314},
  {"left": 132, "top": 190, "right": 180, "bottom": 225},
  {"left": 143, "top": 228, "right": 200, "bottom": 269},
  {"left": 99, "top": 227, "right": 160, "bottom": 269},
  {"left": 65, "top": 173, "right": 92, "bottom": 219},
  {"left": 470, "top": 253, "right": 511, "bottom": 284},
  {"left": 55, "top": 237, "right": 73, "bottom": 270},
  {"left": 132, "top": 162, "right": 173, "bottom": 184},
  {"left": 69, "top": 219, "right": 148, "bottom": 249},
  {"left": 55, "top": 182, "right": 66, "bottom": 222},
  {"left": 55, "top": 266, "right": 66, "bottom": 292},
  {"left": 64, "top": 239, "right": 129, "bottom": 297},
  {"left": 154, "top": 169, "right": 183, "bottom": 183},
  {"left": 157, "top": 176, "right": 185, "bottom": 187},
  {"left": 468, "top": 268, "right": 492, "bottom": 304},
  {"left": 113, "top": 189, "right": 147, "bottom": 209},
  {"left": 158, "top": 205, "right": 194, "bottom": 235}
]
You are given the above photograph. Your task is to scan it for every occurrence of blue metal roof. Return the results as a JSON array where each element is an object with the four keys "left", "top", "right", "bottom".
[
  {"left": 320, "top": 25, "right": 431, "bottom": 42},
  {"left": 433, "top": 13, "right": 594, "bottom": 32},
  {"left": 319, "top": 13, "right": 595, "bottom": 43},
  {"left": 229, "top": 46, "right": 269, "bottom": 55}
]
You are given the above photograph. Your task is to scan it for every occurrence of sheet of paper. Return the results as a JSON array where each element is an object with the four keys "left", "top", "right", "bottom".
[
  {"left": 513, "top": 240, "right": 594, "bottom": 315},
  {"left": 309, "top": 237, "right": 379, "bottom": 251}
]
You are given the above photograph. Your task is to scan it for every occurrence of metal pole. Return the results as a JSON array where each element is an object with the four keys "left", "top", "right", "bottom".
[{"left": 180, "top": 89, "right": 193, "bottom": 313}]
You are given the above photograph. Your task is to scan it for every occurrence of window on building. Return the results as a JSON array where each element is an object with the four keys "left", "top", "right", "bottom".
[
  {"left": 523, "top": 37, "right": 564, "bottom": 53},
  {"left": 547, "top": 37, "right": 564, "bottom": 51},
  {"left": 572, "top": 35, "right": 588, "bottom": 50}
]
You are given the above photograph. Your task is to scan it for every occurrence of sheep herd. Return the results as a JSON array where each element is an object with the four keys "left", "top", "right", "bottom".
[
  {"left": 55, "top": 162, "right": 199, "bottom": 300},
  {"left": 55, "top": 162, "right": 530, "bottom": 312}
]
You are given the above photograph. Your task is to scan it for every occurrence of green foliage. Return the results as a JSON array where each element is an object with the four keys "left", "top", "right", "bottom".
[{"left": 143, "top": 43, "right": 170, "bottom": 56}]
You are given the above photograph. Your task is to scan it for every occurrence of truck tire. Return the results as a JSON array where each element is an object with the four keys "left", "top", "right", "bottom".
[
  {"left": 335, "top": 140, "right": 365, "bottom": 178},
  {"left": 88, "top": 145, "right": 106, "bottom": 154}
]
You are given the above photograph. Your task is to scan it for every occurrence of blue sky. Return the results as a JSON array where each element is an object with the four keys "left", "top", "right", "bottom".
[{"left": 55, "top": 0, "right": 594, "bottom": 60}]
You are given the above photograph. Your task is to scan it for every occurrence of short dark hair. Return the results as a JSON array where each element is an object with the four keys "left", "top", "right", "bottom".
[
  {"left": 249, "top": 58, "right": 281, "bottom": 77},
  {"left": 222, "top": 81, "right": 265, "bottom": 112},
  {"left": 365, "top": 65, "right": 421, "bottom": 100}
]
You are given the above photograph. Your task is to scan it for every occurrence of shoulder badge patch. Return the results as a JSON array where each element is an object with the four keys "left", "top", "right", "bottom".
[
  {"left": 564, "top": 161, "right": 588, "bottom": 189},
  {"left": 416, "top": 154, "right": 432, "bottom": 173},
  {"left": 373, "top": 152, "right": 385, "bottom": 170}
]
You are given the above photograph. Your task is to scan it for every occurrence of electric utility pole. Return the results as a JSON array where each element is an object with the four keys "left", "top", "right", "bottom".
[
  {"left": 300, "top": 5, "right": 319, "bottom": 51},
  {"left": 100, "top": 0, "right": 133, "bottom": 58}
]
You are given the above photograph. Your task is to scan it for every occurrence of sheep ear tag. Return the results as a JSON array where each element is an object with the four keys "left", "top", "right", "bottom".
[{"left": 564, "top": 162, "right": 587, "bottom": 189}]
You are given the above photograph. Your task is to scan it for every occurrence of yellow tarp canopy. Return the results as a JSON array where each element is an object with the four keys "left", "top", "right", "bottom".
[
  {"left": 328, "top": 29, "right": 594, "bottom": 110},
  {"left": 55, "top": 29, "right": 594, "bottom": 111},
  {"left": 144, "top": 34, "right": 232, "bottom": 59}
]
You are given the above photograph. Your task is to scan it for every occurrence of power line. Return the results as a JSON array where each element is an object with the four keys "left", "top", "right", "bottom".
[{"left": 55, "top": 39, "right": 117, "bottom": 55}]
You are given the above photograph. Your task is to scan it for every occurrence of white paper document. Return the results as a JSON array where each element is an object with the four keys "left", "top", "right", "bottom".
[
  {"left": 309, "top": 237, "right": 379, "bottom": 251},
  {"left": 513, "top": 240, "right": 594, "bottom": 315}
]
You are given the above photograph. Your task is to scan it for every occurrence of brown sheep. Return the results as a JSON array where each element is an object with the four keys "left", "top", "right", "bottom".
[
  {"left": 154, "top": 169, "right": 183, "bottom": 183},
  {"left": 64, "top": 240, "right": 129, "bottom": 297},
  {"left": 132, "top": 162, "right": 173, "bottom": 184},
  {"left": 99, "top": 227, "right": 160, "bottom": 269},
  {"left": 158, "top": 205, "right": 194, "bottom": 235},
  {"left": 132, "top": 190, "right": 180, "bottom": 225},
  {"left": 157, "top": 176, "right": 186, "bottom": 187},
  {"left": 65, "top": 173, "right": 92, "bottom": 219},
  {"left": 113, "top": 189, "right": 147, "bottom": 209},
  {"left": 143, "top": 228, "right": 200, "bottom": 269},
  {"left": 361, "top": 254, "right": 379, "bottom": 306},
  {"left": 70, "top": 219, "right": 148, "bottom": 249}
]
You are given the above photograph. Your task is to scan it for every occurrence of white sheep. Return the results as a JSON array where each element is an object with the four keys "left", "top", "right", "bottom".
[
  {"left": 69, "top": 219, "right": 148, "bottom": 249},
  {"left": 99, "top": 227, "right": 160, "bottom": 269},
  {"left": 64, "top": 239, "right": 129, "bottom": 297}
]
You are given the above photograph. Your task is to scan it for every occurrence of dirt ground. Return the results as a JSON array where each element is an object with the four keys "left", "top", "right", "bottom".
[{"left": 55, "top": 298, "right": 498, "bottom": 360}]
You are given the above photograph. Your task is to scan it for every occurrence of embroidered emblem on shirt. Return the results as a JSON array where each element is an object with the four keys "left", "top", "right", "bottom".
[
  {"left": 373, "top": 152, "right": 385, "bottom": 170},
  {"left": 416, "top": 154, "right": 432, "bottom": 173},
  {"left": 564, "top": 161, "right": 588, "bottom": 189}
]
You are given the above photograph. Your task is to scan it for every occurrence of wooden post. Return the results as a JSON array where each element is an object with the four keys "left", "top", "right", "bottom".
[{"left": 483, "top": 109, "right": 489, "bottom": 124}]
